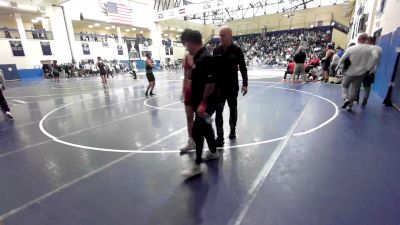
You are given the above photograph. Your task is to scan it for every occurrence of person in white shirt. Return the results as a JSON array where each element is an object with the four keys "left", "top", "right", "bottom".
[
  {"left": 330, "top": 47, "right": 342, "bottom": 75},
  {"left": 337, "top": 33, "right": 378, "bottom": 111},
  {"left": 0, "top": 69, "right": 13, "bottom": 119},
  {"left": 359, "top": 36, "right": 383, "bottom": 106}
]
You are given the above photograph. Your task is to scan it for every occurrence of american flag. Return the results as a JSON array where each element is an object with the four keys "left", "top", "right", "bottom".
[{"left": 105, "top": 1, "right": 133, "bottom": 25}]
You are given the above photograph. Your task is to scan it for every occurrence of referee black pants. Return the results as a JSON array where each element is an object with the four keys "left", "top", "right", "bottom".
[
  {"left": 0, "top": 90, "right": 10, "bottom": 113},
  {"left": 215, "top": 90, "right": 238, "bottom": 138}
]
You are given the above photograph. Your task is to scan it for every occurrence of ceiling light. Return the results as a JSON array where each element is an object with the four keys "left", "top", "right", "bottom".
[
  {"left": 140, "top": 31, "right": 144, "bottom": 34},
  {"left": 88, "top": 25, "right": 94, "bottom": 28},
  {"left": 131, "top": 28, "right": 136, "bottom": 31},
  {"left": 31, "top": 19, "right": 38, "bottom": 23},
  {"left": 170, "top": 27, "right": 175, "bottom": 31},
  {"left": 163, "top": 33, "right": 168, "bottom": 36},
  {"left": 175, "top": 34, "right": 180, "bottom": 37},
  {"left": 105, "top": 27, "right": 110, "bottom": 30},
  {"left": 94, "top": 23, "right": 100, "bottom": 27},
  {"left": 125, "top": 29, "right": 130, "bottom": 32},
  {"left": 36, "top": 17, "right": 44, "bottom": 21},
  {"left": 111, "top": 25, "right": 116, "bottom": 28},
  {"left": 177, "top": 28, "right": 183, "bottom": 32}
]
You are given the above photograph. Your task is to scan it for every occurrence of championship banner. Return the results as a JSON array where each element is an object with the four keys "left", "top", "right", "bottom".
[
  {"left": 117, "top": 45, "right": 123, "bottom": 55},
  {"left": 40, "top": 41, "right": 52, "bottom": 55},
  {"left": 82, "top": 42, "right": 90, "bottom": 55},
  {"left": 9, "top": 40, "right": 25, "bottom": 56},
  {"left": 126, "top": 39, "right": 140, "bottom": 59}
]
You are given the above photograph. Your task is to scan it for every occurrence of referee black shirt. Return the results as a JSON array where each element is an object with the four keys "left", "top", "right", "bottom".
[
  {"left": 191, "top": 47, "right": 217, "bottom": 109},
  {"left": 213, "top": 44, "right": 248, "bottom": 93}
]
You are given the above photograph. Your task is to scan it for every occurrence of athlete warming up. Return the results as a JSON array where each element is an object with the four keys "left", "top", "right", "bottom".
[
  {"left": 145, "top": 53, "right": 156, "bottom": 96},
  {"left": 97, "top": 57, "right": 108, "bottom": 88}
]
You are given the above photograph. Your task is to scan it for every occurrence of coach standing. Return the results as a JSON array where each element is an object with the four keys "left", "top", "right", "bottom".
[{"left": 213, "top": 27, "right": 248, "bottom": 146}]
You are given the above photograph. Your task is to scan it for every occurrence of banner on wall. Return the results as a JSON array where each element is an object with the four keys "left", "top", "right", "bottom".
[
  {"left": 141, "top": 51, "right": 152, "bottom": 58},
  {"left": 9, "top": 41, "right": 25, "bottom": 56},
  {"left": 154, "top": 0, "right": 247, "bottom": 21},
  {"left": 40, "top": 41, "right": 52, "bottom": 55},
  {"left": 82, "top": 42, "right": 90, "bottom": 55},
  {"left": 126, "top": 39, "right": 140, "bottom": 59},
  {"left": 165, "top": 46, "right": 174, "bottom": 55},
  {"left": 117, "top": 45, "right": 123, "bottom": 55}
]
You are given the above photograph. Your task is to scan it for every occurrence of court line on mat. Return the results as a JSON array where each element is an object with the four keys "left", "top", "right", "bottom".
[
  {"left": 4, "top": 79, "right": 150, "bottom": 99},
  {"left": 0, "top": 83, "right": 268, "bottom": 221},
  {"left": 0, "top": 87, "right": 181, "bottom": 132},
  {"left": 0, "top": 127, "right": 187, "bottom": 223},
  {"left": 8, "top": 81, "right": 180, "bottom": 112},
  {"left": 38, "top": 86, "right": 267, "bottom": 152},
  {"left": 4, "top": 74, "right": 136, "bottom": 91},
  {"left": 5, "top": 79, "right": 180, "bottom": 103},
  {"left": 0, "top": 84, "right": 264, "bottom": 158},
  {"left": 229, "top": 93, "right": 313, "bottom": 225},
  {"left": 0, "top": 95, "right": 181, "bottom": 159},
  {"left": 38, "top": 83, "right": 339, "bottom": 153},
  {"left": 144, "top": 84, "right": 274, "bottom": 111}
]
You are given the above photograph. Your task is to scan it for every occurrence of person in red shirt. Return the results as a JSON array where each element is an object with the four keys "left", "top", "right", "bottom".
[
  {"left": 309, "top": 55, "right": 320, "bottom": 66},
  {"left": 283, "top": 59, "right": 295, "bottom": 81}
]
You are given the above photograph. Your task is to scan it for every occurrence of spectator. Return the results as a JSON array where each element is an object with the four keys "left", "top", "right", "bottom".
[{"left": 283, "top": 59, "right": 295, "bottom": 81}]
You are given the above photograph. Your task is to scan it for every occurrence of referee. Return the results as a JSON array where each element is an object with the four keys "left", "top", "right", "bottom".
[{"left": 213, "top": 26, "right": 248, "bottom": 146}]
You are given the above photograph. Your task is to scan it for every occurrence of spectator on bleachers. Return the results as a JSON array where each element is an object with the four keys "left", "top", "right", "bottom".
[
  {"left": 207, "top": 27, "right": 332, "bottom": 68},
  {"left": 283, "top": 59, "right": 295, "bottom": 81}
]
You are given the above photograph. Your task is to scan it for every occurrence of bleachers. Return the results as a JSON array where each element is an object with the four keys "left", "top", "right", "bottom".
[{"left": 207, "top": 26, "right": 333, "bottom": 66}]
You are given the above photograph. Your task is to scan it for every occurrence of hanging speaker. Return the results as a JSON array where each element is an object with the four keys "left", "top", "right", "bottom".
[{"left": 80, "top": 13, "right": 83, "bottom": 20}]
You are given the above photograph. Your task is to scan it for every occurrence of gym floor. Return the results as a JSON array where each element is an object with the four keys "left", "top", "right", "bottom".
[{"left": 0, "top": 70, "right": 399, "bottom": 225}]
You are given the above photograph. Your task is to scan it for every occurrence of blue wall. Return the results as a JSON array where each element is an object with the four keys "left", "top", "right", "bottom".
[
  {"left": 133, "top": 60, "right": 161, "bottom": 70},
  {"left": 0, "top": 64, "right": 20, "bottom": 80},
  {"left": 18, "top": 69, "right": 44, "bottom": 80},
  {"left": 373, "top": 27, "right": 400, "bottom": 99}
]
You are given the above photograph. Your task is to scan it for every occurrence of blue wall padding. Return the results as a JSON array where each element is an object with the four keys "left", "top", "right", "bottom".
[
  {"left": 18, "top": 69, "right": 44, "bottom": 80},
  {"left": 389, "top": 28, "right": 400, "bottom": 105},
  {"left": 373, "top": 27, "right": 400, "bottom": 99},
  {"left": 134, "top": 60, "right": 145, "bottom": 70},
  {"left": 134, "top": 60, "right": 160, "bottom": 71},
  {"left": 0, "top": 64, "right": 20, "bottom": 80}
]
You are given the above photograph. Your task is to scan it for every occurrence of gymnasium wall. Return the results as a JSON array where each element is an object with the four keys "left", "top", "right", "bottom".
[
  {"left": 158, "top": 19, "right": 215, "bottom": 40},
  {"left": 351, "top": 0, "right": 400, "bottom": 100},
  {"left": 223, "top": 4, "right": 352, "bottom": 35},
  {"left": 62, "top": 0, "right": 153, "bottom": 29},
  {"left": 0, "top": 6, "right": 72, "bottom": 71},
  {"left": 71, "top": 40, "right": 129, "bottom": 62},
  {"left": 351, "top": 0, "right": 400, "bottom": 38},
  {"left": 332, "top": 28, "right": 349, "bottom": 48},
  {"left": 371, "top": 0, "right": 400, "bottom": 35}
]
